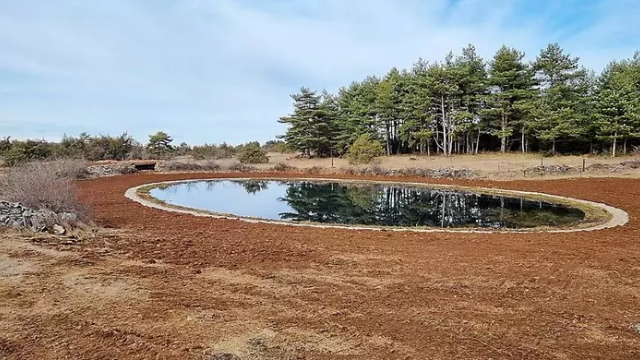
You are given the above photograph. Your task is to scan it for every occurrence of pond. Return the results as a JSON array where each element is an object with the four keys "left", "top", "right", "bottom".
[{"left": 148, "top": 179, "right": 586, "bottom": 229}]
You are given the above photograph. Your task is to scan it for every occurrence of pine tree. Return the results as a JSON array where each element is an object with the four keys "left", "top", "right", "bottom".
[
  {"left": 483, "top": 46, "right": 536, "bottom": 153},
  {"left": 147, "top": 131, "right": 174, "bottom": 157},
  {"left": 533, "top": 43, "right": 586, "bottom": 153},
  {"left": 455, "top": 44, "right": 489, "bottom": 154},
  {"left": 402, "top": 58, "right": 435, "bottom": 155},
  {"left": 426, "top": 54, "right": 461, "bottom": 156},
  {"left": 595, "top": 56, "right": 640, "bottom": 156},
  {"left": 374, "top": 68, "right": 407, "bottom": 155},
  {"left": 278, "top": 87, "right": 337, "bottom": 157}
]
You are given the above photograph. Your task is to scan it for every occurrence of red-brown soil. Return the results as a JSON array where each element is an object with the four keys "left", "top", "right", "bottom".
[{"left": 2, "top": 172, "right": 640, "bottom": 359}]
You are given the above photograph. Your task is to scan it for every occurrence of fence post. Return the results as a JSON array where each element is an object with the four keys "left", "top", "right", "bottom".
[
  {"left": 331, "top": 149, "right": 334, "bottom": 168},
  {"left": 582, "top": 158, "right": 586, "bottom": 172}
]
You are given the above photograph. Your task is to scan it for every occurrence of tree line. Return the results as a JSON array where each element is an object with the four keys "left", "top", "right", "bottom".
[
  {"left": 0, "top": 131, "right": 280, "bottom": 166},
  {"left": 278, "top": 43, "right": 640, "bottom": 157}
]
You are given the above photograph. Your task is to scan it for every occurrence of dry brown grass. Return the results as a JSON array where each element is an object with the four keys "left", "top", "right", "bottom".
[
  {"left": 264, "top": 152, "right": 640, "bottom": 179},
  {"left": 0, "top": 160, "right": 90, "bottom": 220},
  {"left": 152, "top": 153, "right": 640, "bottom": 180}
]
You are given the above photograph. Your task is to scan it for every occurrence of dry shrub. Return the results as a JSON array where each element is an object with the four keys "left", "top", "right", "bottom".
[
  {"left": 620, "top": 157, "right": 640, "bottom": 169},
  {"left": 162, "top": 159, "right": 220, "bottom": 172},
  {"left": 48, "top": 158, "right": 90, "bottom": 179},
  {"left": 0, "top": 160, "right": 90, "bottom": 221},
  {"left": 224, "top": 162, "right": 257, "bottom": 172},
  {"left": 304, "top": 165, "right": 324, "bottom": 175},
  {"left": 341, "top": 165, "right": 390, "bottom": 177},
  {"left": 363, "top": 164, "right": 388, "bottom": 176},
  {"left": 397, "top": 167, "right": 429, "bottom": 177},
  {"left": 341, "top": 166, "right": 366, "bottom": 176},
  {"left": 398, "top": 167, "right": 476, "bottom": 179},
  {"left": 524, "top": 164, "right": 576, "bottom": 175},
  {"left": 270, "top": 163, "right": 297, "bottom": 172}
]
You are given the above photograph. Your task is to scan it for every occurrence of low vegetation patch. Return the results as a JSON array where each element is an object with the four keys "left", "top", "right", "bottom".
[
  {"left": 341, "top": 165, "right": 387, "bottom": 176},
  {"left": 270, "top": 163, "right": 298, "bottom": 172},
  {"left": 304, "top": 165, "right": 324, "bottom": 175},
  {"left": 397, "top": 167, "right": 477, "bottom": 179},
  {"left": 620, "top": 158, "right": 640, "bottom": 169},
  {"left": 160, "top": 159, "right": 221, "bottom": 172},
  {"left": 224, "top": 162, "right": 258, "bottom": 172},
  {"left": 524, "top": 164, "right": 577, "bottom": 176},
  {"left": 0, "top": 160, "right": 90, "bottom": 224},
  {"left": 339, "top": 165, "right": 477, "bottom": 179}
]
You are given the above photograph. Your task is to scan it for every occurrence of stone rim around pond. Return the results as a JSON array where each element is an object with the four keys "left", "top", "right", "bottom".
[{"left": 125, "top": 178, "right": 628, "bottom": 233}]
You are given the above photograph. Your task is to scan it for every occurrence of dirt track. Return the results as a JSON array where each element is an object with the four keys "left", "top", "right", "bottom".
[{"left": 2, "top": 172, "right": 640, "bottom": 359}]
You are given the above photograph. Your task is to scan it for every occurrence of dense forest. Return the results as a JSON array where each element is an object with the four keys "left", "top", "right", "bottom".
[{"left": 278, "top": 43, "right": 640, "bottom": 157}]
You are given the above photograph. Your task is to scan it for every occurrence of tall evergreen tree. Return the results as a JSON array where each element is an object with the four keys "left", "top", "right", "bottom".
[
  {"left": 455, "top": 44, "right": 489, "bottom": 154},
  {"left": 533, "top": 43, "right": 587, "bottom": 153},
  {"left": 426, "top": 54, "right": 462, "bottom": 156},
  {"left": 483, "top": 46, "right": 536, "bottom": 153},
  {"left": 278, "top": 87, "right": 337, "bottom": 157},
  {"left": 401, "top": 58, "right": 435, "bottom": 155},
  {"left": 334, "top": 77, "right": 380, "bottom": 155},
  {"left": 595, "top": 55, "right": 640, "bottom": 156}
]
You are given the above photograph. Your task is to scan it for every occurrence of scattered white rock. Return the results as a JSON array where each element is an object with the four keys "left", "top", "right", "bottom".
[{"left": 52, "top": 224, "right": 66, "bottom": 235}]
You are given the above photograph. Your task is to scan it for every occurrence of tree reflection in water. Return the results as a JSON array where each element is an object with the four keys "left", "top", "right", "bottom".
[
  {"left": 263, "top": 181, "right": 584, "bottom": 229},
  {"left": 152, "top": 180, "right": 585, "bottom": 229}
]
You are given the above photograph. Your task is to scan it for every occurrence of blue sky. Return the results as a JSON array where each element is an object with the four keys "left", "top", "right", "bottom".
[{"left": 0, "top": 0, "right": 638, "bottom": 145}]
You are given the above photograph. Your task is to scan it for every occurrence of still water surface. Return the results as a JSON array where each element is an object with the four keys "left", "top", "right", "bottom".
[{"left": 149, "top": 180, "right": 585, "bottom": 229}]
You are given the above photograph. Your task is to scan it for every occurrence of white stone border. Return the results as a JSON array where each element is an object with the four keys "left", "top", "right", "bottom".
[{"left": 124, "top": 178, "right": 629, "bottom": 233}]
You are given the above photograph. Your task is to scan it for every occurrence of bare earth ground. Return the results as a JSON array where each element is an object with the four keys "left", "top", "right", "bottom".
[{"left": 1, "top": 172, "right": 640, "bottom": 359}]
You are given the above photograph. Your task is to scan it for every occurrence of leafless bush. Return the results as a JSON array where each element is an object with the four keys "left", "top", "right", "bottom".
[
  {"left": 587, "top": 163, "right": 624, "bottom": 172},
  {"left": 270, "top": 163, "right": 297, "bottom": 172},
  {"left": 341, "top": 166, "right": 368, "bottom": 176},
  {"left": 524, "top": 164, "right": 576, "bottom": 175},
  {"left": 161, "top": 159, "right": 220, "bottom": 172},
  {"left": 362, "top": 164, "right": 388, "bottom": 176},
  {"left": 48, "top": 158, "right": 90, "bottom": 179},
  {"left": 397, "top": 167, "right": 430, "bottom": 177},
  {"left": 341, "top": 165, "right": 391, "bottom": 177},
  {"left": 0, "top": 161, "right": 90, "bottom": 221},
  {"left": 621, "top": 158, "right": 640, "bottom": 169},
  {"left": 224, "top": 162, "right": 257, "bottom": 172},
  {"left": 397, "top": 167, "right": 476, "bottom": 178},
  {"left": 304, "top": 165, "right": 324, "bottom": 175}
]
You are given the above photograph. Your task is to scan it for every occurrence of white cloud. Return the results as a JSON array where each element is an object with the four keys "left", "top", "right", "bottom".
[{"left": 0, "top": 0, "right": 638, "bottom": 144}]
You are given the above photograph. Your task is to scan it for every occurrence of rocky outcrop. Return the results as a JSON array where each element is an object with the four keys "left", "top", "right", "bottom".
[{"left": 0, "top": 201, "right": 77, "bottom": 232}]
